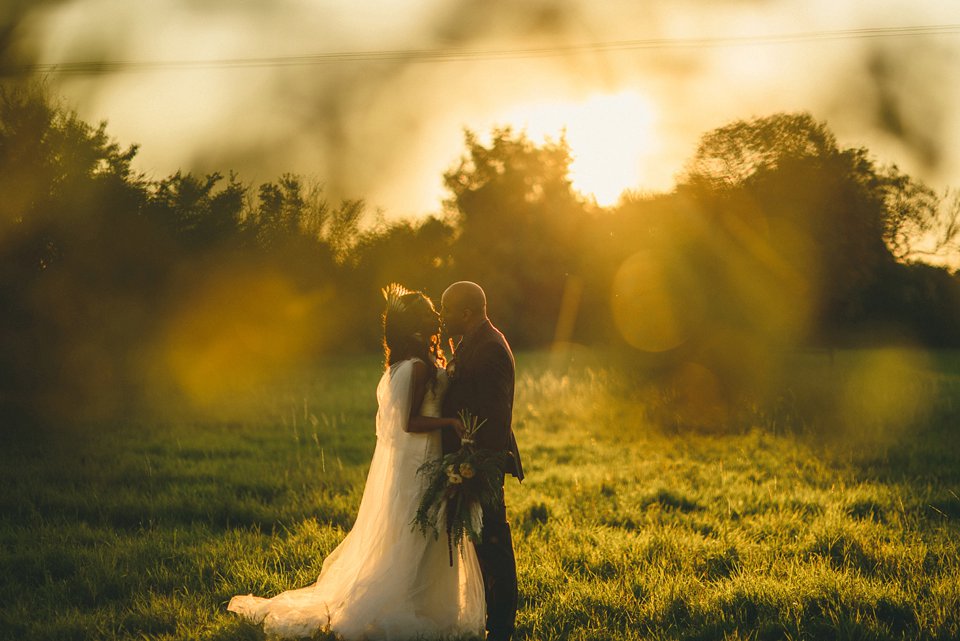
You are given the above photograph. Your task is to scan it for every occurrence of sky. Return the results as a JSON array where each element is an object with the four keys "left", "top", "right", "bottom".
[{"left": 3, "top": 0, "right": 960, "bottom": 217}]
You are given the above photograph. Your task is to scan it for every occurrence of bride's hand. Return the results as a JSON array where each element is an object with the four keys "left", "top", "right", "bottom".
[{"left": 449, "top": 418, "right": 467, "bottom": 438}]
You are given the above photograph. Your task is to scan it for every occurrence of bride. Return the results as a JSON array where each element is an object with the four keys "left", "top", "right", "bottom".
[{"left": 228, "top": 284, "right": 486, "bottom": 640}]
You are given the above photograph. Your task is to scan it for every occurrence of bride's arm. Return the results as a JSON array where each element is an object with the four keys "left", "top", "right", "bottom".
[{"left": 405, "top": 360, "right": 465, "bottom": 435}]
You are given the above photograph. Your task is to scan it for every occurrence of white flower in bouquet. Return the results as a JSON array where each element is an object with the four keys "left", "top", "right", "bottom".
[
  {"left": 412, "top": 408, "right": 511, "bottom": 565},
  {"left": 469, "top": 501, "right": 483, "bottom": 537}
]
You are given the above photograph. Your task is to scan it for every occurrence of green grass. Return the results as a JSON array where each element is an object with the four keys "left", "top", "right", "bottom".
[{"left": 3, "top": 349, "right": 960, "bottom": 640}]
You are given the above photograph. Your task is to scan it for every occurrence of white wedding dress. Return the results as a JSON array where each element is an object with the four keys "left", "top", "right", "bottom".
[{"left": 228, "top": 359, "right": 485, "bottom": 640}]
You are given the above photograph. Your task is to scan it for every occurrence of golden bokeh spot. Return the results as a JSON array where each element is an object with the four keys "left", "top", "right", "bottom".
[
  {"left": 840, "top": 348, "right": 934, "bottom": 441},
  {"left": 611, "top": 251, "right": 699, "bottom": 352},
  {"left": 156, "top": 264, "right": 329, "bottom": 409}
]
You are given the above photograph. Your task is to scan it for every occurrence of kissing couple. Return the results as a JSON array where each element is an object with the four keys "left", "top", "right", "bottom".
[{"left": 229, "top": 281, "right": 524, "bottom": 641}]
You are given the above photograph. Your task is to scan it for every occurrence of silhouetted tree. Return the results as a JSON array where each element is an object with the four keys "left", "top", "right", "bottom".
[
  {"left": 0, "top": 84, "right": 157, "bottom": 421},
  {"left": 864, "top": 261, "right": 960, "bottom": 346},
  {"left": 252, "top": 174, "right": 305, "bottom": 248},
  {"left": 144, "top": 171, "right": 246, "bottom": 250},
  {"left": 443, "top": 127, "right": 588, "bottom": 345},
  {"left": 683, "top": 112, "right": 945, "bottom": 267},
  {"left": 892, "top": 187, "right": 960, "bottom": 261},
  {"left": 676, "top": 112, "right": 955, "bottom": 341},
  {"left": 4, "top": 84, "right": 960, "bottom": 427},
  {"left": 683, "top": 112, "right": 839, "bottom": 190}
]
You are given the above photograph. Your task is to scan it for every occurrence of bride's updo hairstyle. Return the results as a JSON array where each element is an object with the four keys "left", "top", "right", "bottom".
[{"left": 382, "top": 284, "right": 445, "bottom": 380}]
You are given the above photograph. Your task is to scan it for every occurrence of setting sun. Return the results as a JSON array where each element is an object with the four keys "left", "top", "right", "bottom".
[{"left": 497, "top": 90, "right": 660, "bottom": 206}]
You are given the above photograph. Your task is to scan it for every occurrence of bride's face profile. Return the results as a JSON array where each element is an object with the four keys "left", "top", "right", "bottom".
[
  {"left": 411, "top": 298, "right": 441, "bottom": 343},
  {"left": 383, "top": 289, "right": 444, "bottom": 367}
]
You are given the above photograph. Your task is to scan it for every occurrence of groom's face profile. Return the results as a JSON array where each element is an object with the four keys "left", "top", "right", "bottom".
[
  {"left": 440, "top": 295, "right": 469, "bottom": 338},
  {"left": 440, "top": 281, "right": 486, "bottom": 338}
]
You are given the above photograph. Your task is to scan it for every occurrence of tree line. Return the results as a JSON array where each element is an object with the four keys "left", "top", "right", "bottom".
[{"left": 2, "top": 84, "right": 958, "bottom": 423}]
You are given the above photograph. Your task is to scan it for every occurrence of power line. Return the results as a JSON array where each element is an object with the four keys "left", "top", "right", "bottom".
[{"left": 3, "top": 23, "right": 959, "bottom": 76}]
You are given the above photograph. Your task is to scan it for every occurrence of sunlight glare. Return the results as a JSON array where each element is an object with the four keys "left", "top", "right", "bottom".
[{"left": 499, "top": 90, "right": 659, "bottom": 206}]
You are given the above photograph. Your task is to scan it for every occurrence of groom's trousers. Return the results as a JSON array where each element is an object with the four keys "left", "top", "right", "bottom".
[{"left": 476, "top": 499, "right": 517, "bottom": 641}]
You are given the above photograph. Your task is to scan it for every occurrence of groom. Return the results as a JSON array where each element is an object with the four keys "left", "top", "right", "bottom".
[{"left": 440, "top": 281, "right": 524, "bottom": 641}]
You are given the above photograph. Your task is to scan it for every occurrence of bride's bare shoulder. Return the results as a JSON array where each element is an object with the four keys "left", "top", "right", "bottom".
[{"left": 387, "top": 357, "right": 429, "bottom": 379}]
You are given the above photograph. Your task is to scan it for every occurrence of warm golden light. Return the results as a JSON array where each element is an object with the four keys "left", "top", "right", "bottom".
[
  {"left": 498, "top": 90, "right": 660, "bottom": 206},
  {"left": 841, "top": 348, "right": 934, "bottom": 441},
  {"left": 153, "top": 262, "right": 330, "bottom": 410},
  {"left": 611, "top": 250, "right": 691, "bottom": 352}
]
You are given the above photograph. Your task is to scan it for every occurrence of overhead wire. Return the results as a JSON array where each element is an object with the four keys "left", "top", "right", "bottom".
[{"left": 2, "top": 23, "right": 959, "bottom": 76}]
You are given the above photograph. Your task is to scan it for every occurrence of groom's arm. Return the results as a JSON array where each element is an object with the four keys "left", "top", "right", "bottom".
[{"left": 470, "top": 343, "right": 514, "bottom": 452}]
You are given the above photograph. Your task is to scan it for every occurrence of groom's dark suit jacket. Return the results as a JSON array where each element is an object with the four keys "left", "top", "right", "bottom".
[{"left": 441, "top": 319, "right": 524, "bottom": 482}]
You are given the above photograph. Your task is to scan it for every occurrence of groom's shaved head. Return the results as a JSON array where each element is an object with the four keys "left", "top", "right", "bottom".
[
  {"left": 443, "top": 281, "right": 487, "bottom": 314},
  {"left": 440, "top": 281, "right": 487, "bottom": 337}
]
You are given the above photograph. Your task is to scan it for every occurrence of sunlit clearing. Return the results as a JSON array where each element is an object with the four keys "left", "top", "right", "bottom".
[
  {"left": 153, "top": 263, "right": 330, "bottom": 410},
  {"left": 499, "top": 90, "right": 659, "bottom": 206}
]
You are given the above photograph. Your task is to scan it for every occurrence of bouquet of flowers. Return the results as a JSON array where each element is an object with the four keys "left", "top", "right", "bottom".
[{"left": 413, "top": 409, "right": 511, "bottom": 565}]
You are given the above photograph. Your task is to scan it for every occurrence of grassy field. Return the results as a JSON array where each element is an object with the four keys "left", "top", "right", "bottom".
[{"left": 2, "top": 348, "right": 960, "bottom": 640}]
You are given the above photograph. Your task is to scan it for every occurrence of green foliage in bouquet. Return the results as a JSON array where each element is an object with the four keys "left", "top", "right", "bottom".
[{"left": 413, "top": 410, "right": 512, "bottom": 564}]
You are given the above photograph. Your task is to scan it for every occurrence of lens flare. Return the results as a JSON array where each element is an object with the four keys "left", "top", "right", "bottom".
[
  {"left": 840, "top": 348, "right": 934, "bottom": 440},
  {"left": 610, "top": 250, "right": 700, "bottom": 352},
  {"left": 153, "top": 262, "right": 330, "bottom": 409}
]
